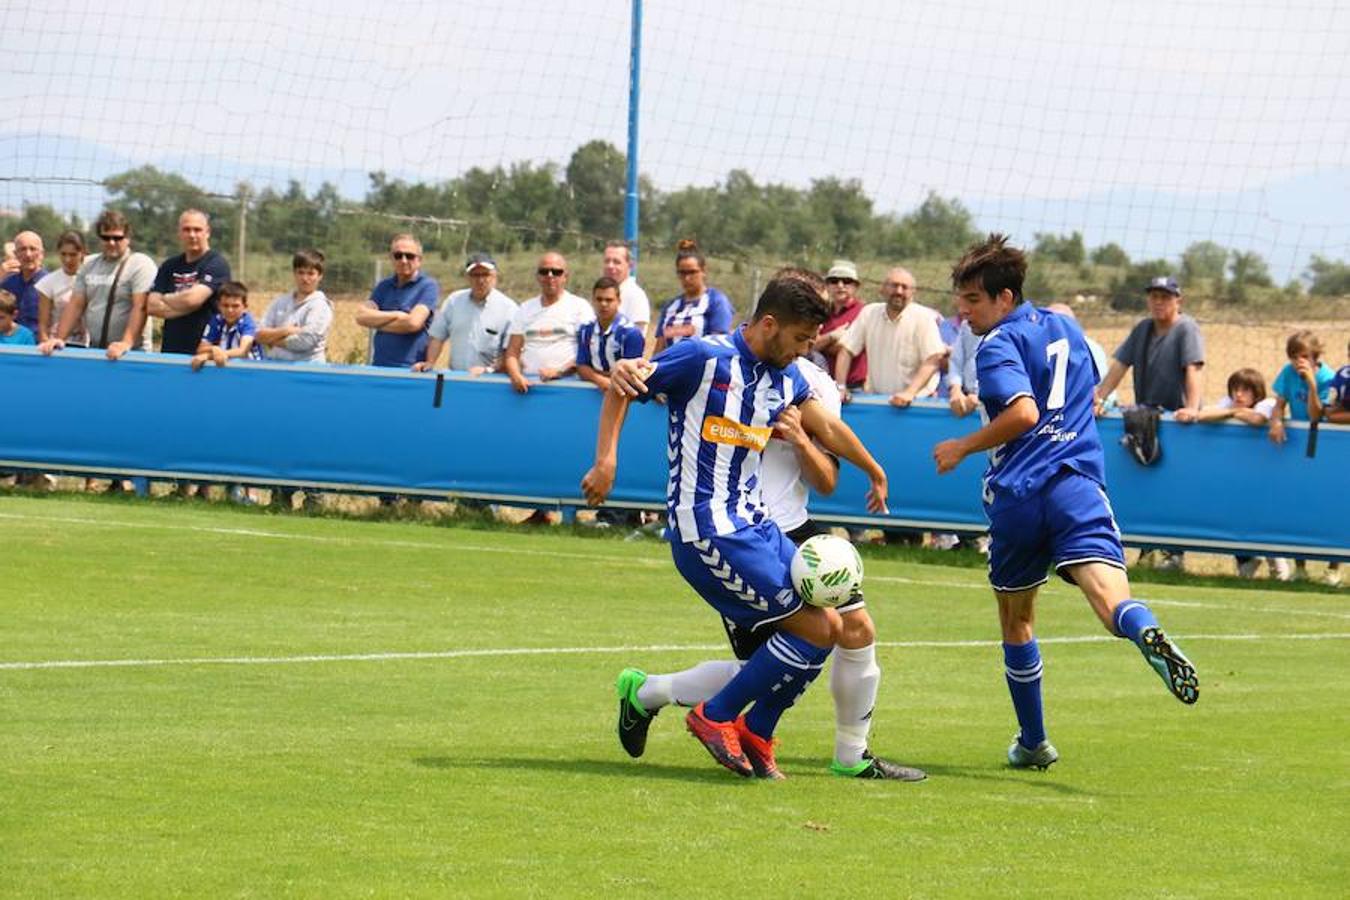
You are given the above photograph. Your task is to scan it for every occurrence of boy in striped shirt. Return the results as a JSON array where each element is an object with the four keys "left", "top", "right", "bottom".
[
  {"left": 582, "top": 275, "right": 888, "bottom": 779},
  {"left": 576, "top": 277, "right": 645, "bottom": 392}
]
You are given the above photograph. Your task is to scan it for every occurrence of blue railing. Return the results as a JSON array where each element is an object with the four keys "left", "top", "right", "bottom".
[{"left": 1, "top": 347, "right": 1345, "bottom": 561}]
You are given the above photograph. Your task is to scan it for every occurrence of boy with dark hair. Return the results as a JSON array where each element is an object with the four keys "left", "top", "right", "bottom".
[
  {"left": 576, "top": 276, "right": 645, "bottom": 392},
  {"left": 256, "top": 249, "right": 333, "bottom": 364},
  {"left": 190, "top": 281, "right": 261, "bottom": 370},
  {"left": 583, "top": 275, "right": 889, "bottom": 779},
  {"left": 0, "top": 290, "right": 36, "bottom": 345},
  {"left": 933, "top": 234, "right": 1198, "bottom": 770}
]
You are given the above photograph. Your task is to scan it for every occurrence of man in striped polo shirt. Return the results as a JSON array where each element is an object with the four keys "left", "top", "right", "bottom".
[{"left": 582, "top": 275, "right": 889, "bottom": 780}]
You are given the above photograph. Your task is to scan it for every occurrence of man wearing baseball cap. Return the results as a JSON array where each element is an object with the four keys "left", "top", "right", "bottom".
[
  {"left": 1095, "top": 275, "right": 1205, "bottom": 415},
  {"left": 413, "top": 251, "right": 518, "bottom": 373}
]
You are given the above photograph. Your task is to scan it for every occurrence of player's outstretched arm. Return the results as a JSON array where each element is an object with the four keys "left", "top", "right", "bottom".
[
  {"left": 933, "top": 395, "right": 1038, "bottom": 474},
  {"left": 581, "top": 388, "right": 632, "bottom": 506},
  {"left": 798, "top": 398, "right": 887, "bottom": 513}
]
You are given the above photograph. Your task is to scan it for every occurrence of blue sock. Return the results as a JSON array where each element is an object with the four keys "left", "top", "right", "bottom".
[
  {"left": 703, "top": 631, "right": 830, "bottom": 731},
  {"left": 742, "top": 633, "right": 831, "bottom": 739},
  {"left": 1003, "top": 639, "right": 1046, "bottom": 748},
  {"left": 1112, "top": 599, "right": 1160, "bottom": 644}
]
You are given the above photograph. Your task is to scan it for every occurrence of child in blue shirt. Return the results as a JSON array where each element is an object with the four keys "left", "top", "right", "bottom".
[
  {"left": 190, "top": 281, "right": 262, "bottom": 370},
  {"left": 1328, "top": 338, "right": 1350, "bottom": 425},
  {"left": 577, "top": 276, "right": 645, "bottom": 392},
  {"left": 1268, "top": 329, "right": 1335, "bottom": 444},
  {"left": 0, "top": 290, "right": 36, "bottom": 345}
]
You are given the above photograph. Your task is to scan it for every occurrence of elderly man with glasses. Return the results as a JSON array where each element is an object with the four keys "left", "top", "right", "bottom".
[
  {"left": 355, "top": 233, "right": 440, "bottom": 368},
  {"left": 502, "top": 251, "right": 594, "bottom": 394},
  {"left": 38, "top": 209, "right": 156, "bottom": 360},
  {"left": 813, "top": 259, "right": 868, "bottom": 394}
]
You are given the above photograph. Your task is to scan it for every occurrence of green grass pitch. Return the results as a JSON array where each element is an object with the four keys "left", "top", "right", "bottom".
[{"left": 1, "top": 495, "right": 1346, "bottom": 897}]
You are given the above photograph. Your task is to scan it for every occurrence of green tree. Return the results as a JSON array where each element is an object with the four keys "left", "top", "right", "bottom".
[
  {"left": 805, "top": 177, "right": 874, "bottom": 257},
  {"left": 565, "top": 140, "right": 627, "bottom": 242},
  {"left": 1225, "top": 250, "right": 1273, "bottom": 304},
  {"left": 1033, "top": 231, "right": 1086, "bottom": 265},
  {"left": 1180, "top": 240, "right": 1227, "bottom": 283},
  {"left": 103, "top": 165, "right": 235, "bottom": 259},
  {"left": 878, "top": 192, "right": 980, "bottom": 260},
  {"left": 1305, "top": 255, "right": 1350, "bottom": 296},
  {"left": 1090, "top": 242, "right": 1130, "bottom": 267},
  {"left": 0, "top": 204, "right": 80, "bottom": 244}
]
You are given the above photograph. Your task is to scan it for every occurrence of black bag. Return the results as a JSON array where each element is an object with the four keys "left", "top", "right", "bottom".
[{"left": 1122, "top": 405, "right": 1162, "bottom": 466}]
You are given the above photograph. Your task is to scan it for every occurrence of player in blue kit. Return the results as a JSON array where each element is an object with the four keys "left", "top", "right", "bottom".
[
  {"left": 933, "top": 235, "right": 1198, "bottom": 770},
  {"left": 582, "top": 275, "right": 889, "bottom": 779}
]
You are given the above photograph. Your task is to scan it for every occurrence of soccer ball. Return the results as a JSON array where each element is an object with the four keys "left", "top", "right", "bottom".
[{"left": 790, "top": 534, "right": 864, "bottom": 608}]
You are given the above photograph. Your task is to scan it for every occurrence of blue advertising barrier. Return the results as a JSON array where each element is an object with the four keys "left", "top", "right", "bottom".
[{"left": 1, "top": 347, "right": 1346, "bottom": 561}]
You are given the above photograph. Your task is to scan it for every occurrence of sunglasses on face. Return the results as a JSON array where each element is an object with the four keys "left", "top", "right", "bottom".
[
  {"left": 391, "top": 251, "right": 420, "bottom": 261},
  {"left": 99, "top": 234, "right": 127, "bottom": 242},
  {"left": 537, "top": 267, "right": 566, "bottom": 277},
  {"left": 826, "top": 277, "right": 858, "bottom": 285}
]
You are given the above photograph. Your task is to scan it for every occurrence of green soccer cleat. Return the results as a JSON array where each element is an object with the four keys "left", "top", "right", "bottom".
[
  {"left": 615, "top": 668, "right": 658, "bottom": 758},
  {"left": 1138, "top": 626, "right": 1199, "bottom": 705},
  {"left": 1007, "top": 736, "right": 1059, "bottom": 770},
  {"left": 830, "top": 752, "right": 927, "bottom": 782}
]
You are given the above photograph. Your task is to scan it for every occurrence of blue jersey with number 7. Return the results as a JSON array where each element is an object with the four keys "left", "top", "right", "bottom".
[{"left": 974, "top": 302, "right": 1106, "bottom": 509}]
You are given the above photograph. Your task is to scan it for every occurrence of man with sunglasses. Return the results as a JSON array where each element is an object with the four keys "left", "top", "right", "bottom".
[
  {"left": 38, "top": 209, "right": 156, "bottom": 360},
  {"left": 814, "top": 260, "right": 867, "bottom": 394},
  {"left": 502, "top": 251, "right": 593, "bottom": 393},
  {"left": 147, "top": 209, "right": 232, "bottom": 355},
  {"left": 356, "top": 234, "right": 439, "bottom": 368}
]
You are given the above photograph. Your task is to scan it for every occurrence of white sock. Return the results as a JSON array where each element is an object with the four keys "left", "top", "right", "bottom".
[
  {"left": 637, "top": 660, "right": 743, "bottom": 711},
  {"left": 830, "top": 643, "right": 880, "bottom": 767}
]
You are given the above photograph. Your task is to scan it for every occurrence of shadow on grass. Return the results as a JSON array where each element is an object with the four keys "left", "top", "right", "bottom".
[
  {"left": 413, "top": 754, "right": 756, "bottom": 785},
  {"left": 414, "top": 754, "right": 1097, "bottom": 795}
]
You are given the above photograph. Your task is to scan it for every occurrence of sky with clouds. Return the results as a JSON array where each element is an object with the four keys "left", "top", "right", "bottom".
[{"left": 3, "top": 0, "right": 1347, "bottom": 277}]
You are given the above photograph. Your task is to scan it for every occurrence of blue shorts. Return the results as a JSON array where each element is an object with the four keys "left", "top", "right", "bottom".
[
  {"left": 985, "top": 469, "right": 1126, "bottom": 592},
  {"left": 671, "top": 520, "right": 801, "bottom": 636}
]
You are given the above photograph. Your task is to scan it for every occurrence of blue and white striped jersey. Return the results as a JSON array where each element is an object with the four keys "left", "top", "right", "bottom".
[
  {"left": 639, "top": 329, "right": 813, "bottom": 542},
  {"left": 657, "top": 287, "right": 734, "bottom": 345},
  {"left": 577, "top": 313, "right": 645, "bottom": 374}
]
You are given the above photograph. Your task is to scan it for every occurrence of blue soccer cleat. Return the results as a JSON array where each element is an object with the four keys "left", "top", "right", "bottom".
[{"left": 1138, "top": 626, "right": 1199, "bottom": 705}]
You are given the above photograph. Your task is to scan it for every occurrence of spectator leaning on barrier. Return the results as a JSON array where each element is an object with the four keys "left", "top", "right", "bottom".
[
  {"left": 256, "top": 249, "right": 333, "bottom": 364},
  {"left": 2, "top": 231, "right": 47, "bottom": 334},
  {"left": 602, "top": 241, "right": 651, "bottom": 343},
  {"left": 190, "top": 281, "right": 261, "bottom": 370},
  {"left": 1094, "top": 276, "right": 1204, "bottom": 415},
  {"left": 834, "top": 266, "right": 946, "bottom": 406},
  {"left": 577, "top": 276, "right": 645, "bottom": 392},
  {"left": 1328, "top": 339, "right": 1350, "bottom": 425},
  {"left": 813, "top": 259, "right": 867, "bottom": 393},
  {"left": 945, "top": 309, "right": 982, "bottom": 417},
  {"left": 1268, "top": 329, "right": 1334, "bottom": 446},
  {"left": 40, "top": 210, "right": 156, "bottom": 360},
  {"left": 503, "top": 251, "right": 593, "bottom": 394},
  {"left": 356, "top": 234, "right": 438, "bottom": 368},
  {"left": 148, "top": 209, "right": 232, "bottom": 354},
  {"left": 35, "top": 231, "right": 87, "bottom": 346},
  {"left": 653, "top": 239, "right": 733, "bottom": 353},
  {"left": 0, "top": 290, "right": 36, "bottom": 345},
  {"left": 414, "top": 251, "right": 516, "bottom": 374}
]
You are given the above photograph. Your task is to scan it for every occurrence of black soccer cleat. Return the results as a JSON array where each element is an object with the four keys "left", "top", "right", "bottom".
[
  {"left": 1139, "top": 627, "right": 1199, "bottom": 705},
  {"left": 616, "top": 667, "right": 658, "bottom": 758}
]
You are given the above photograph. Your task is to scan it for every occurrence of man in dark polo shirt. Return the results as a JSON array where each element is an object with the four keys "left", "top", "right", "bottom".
[
  {"left": 1, "top": 230, "right": 47, "bottom": 334},
  {"left": 355, "top": 233, "right": 439, "bottom": 367},
  {"left": 147, "top": 209, "right": 232, "bottom": 354}
]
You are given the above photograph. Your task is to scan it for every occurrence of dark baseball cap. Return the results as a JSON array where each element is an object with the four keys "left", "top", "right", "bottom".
[{"left": 1146, "top": 275, "right": 1181, "bottom": 296}]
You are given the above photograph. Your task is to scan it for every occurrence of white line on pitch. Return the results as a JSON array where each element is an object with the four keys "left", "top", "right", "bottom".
[{"left": 1, "top": 632, "right": 1347, "bottom": 672}]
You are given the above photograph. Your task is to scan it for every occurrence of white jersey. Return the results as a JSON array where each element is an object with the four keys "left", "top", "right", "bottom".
[{"left": 760, "top": 357, "right": 839, "bottom": 532}]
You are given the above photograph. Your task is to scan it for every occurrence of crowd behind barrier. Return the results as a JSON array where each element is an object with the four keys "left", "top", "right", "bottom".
[
  {"left": 0, "top": 346, "right": 1345, "bottom": 564},
  {"left": 3, "top": 212, "right": 1348, "bottom": 578}
]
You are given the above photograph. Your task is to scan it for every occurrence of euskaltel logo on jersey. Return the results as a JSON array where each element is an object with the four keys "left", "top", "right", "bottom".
[{"left": 701, "top": 416, "right": 771, "bottom": 451}]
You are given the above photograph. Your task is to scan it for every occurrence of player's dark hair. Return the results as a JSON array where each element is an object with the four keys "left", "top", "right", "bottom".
[
  {"left": 751, "top": 275, "right": 831, "bottom": 326},
  {"left": 1286, "top": 329, "right": 1323, "bottom": 360},
  {"left": 1226, "top": 367, "right": 1267, "bottom": 403},
  {"left": 292, "top": 248, "right": 325, "bottom": 273},
  {"left": 592, "top": 276, "right": 620, "bottom": 294},
  {"left": 951, "top": 233, "right": 1027, "bottom": 302},
  {"left": 771, "top": 266, "right": 827, "bottom": 297},
  {"left": 95, "top": 209, "right": 131, "bottom": 239},
  {"left": 218, "top": 280, "right": 249, "bottom": 303},
  {"left": 0, "top": 290, "right": 17, "bottom": 316},
  {"left": 674, "top": 238, "right": 705, "bottom": 270},
  {"left": 56, "top": 230, "right": 85, "bottom": 253}
]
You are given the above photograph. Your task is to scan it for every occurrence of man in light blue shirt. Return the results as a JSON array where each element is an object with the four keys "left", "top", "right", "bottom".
[{"left": 414, "top": 252, "right": 517, "bottom": 373}]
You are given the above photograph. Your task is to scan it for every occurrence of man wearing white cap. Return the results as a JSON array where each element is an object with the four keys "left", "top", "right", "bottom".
[
  {"left": 414, "top": 251, "right": 517, "bottom": 373},
  {"left": 814, "top": 259, "right": 867, "bottom": 393}
]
